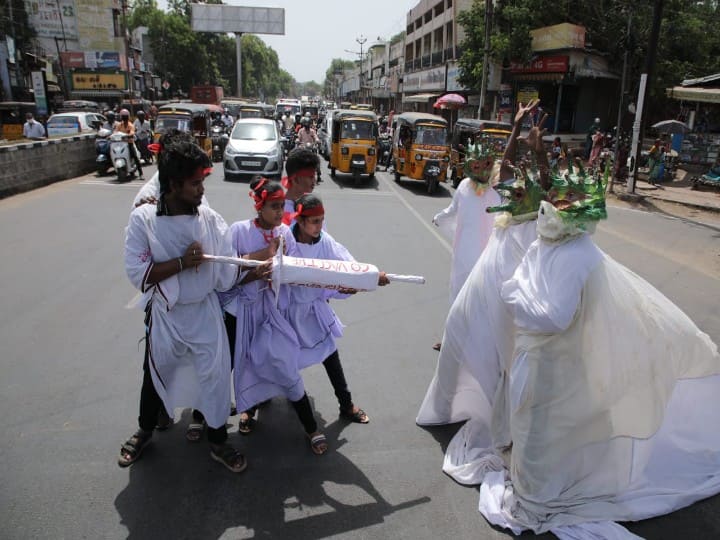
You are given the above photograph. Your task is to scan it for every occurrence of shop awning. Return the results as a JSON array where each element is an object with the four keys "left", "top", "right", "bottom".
[
  {"left": 512, "top": 73, "right": 565, "bottom": 82},
  {"left": 573, "top": 68, "right": 619, "bottom": 80},
  {"left": 403, "top": 92, "right": 440, "bottom": 103},
  {"left": 666, "top": 86, "right": 720, "bottom": 104},
  {"left": 71, "top": 89, "right": 126, "bottom": 97}
]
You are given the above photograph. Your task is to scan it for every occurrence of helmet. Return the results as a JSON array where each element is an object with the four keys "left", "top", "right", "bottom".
[
  {"left": 106, "top": 111, "right": 116, "bottom": 122},
  {"left": 223, "top": 108, "right": 229, "bottom": 114},
  {"left": 120, "top": 108, "right": 130, "bottom": 119},
  {"left": 301, "top": 117, "right": 310, "bottom": 127},
  {"left": 304, "top": 112, "right": 311, "bottom": 118},
  {"left": 137, "top": 110, "right": 145, "bottom": 117}
]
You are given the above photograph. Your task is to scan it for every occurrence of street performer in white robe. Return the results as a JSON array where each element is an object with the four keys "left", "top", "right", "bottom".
[
  {"left": 477, "top": 165, "right": 720, "bottom": 538},
  {"left": 120, "top": 139, "right": 246, "bottom": 473}
]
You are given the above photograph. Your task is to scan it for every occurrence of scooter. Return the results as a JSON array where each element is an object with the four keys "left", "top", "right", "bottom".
[
  {"left": 378, "top": 134, "right": 392, "bottom": 171},
  {"left": 109, "top": 132, "right": 138, "bottom": 183},
  {"left": 691, "top": 166, "right": 720, "bottom": 190},
  {"left": 95, "top": 128, "right": 112, "bottom": 175},
  {"left": 136, "top": 136, "right": 154, "bottom": 164},
  {"left": 210, "top": 124, "right": 228, "bottom": 162}
]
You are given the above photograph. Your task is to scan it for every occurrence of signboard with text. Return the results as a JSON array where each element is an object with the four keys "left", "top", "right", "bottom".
[
  {"left": 71, "top": 72, "right": 127, "bottom": 91},
  {"left": 24, "top": 0, "right": 79, "bottom": 39},
  {"left": 403, "top": 66, "right": 446, "bottom": 92},
  {"left": 510, "top": 55, "right": 569, "bottom": 74},
  {"left": 530, "top": 23, "right": 585, "bottom": 52},
  {"left": 31, "top": 71, "right": 48, "bottom": 116}
]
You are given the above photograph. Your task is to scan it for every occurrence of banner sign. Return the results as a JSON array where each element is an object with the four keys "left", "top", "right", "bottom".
[
  {"left": 403, "top": 66, "right": 446, "bottom": 92},
  {"left": 531, "top": 23, "right": 585, "bottom": 52},
  {"left": 510, "top": 55, "right": 569, "bottom": 74},
  {"left": 71, "top": 72, "right": 127, "bottom": 91},
  {"left": 24, "top": 0, "right": 79, "bottom": 39},
  {"left": 84, "top": 51, "right": 121, "bottom": 69},
  {"left": 31, "top": 71, "right": 48, "bottom": 116}
]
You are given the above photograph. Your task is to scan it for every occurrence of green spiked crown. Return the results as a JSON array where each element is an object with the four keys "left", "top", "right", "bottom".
[
  {"left": 486, "top": 164, "right": 547, "bottom": 221},
  {"left": 546, "top": 160, "right": 609, "bottom": 226},
  {"left": 463, "top": 136, "right": 498, "bottom": 184}
]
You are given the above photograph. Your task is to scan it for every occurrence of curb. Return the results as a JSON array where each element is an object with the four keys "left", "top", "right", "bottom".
[{"left": 642, "top": 192, "right": 720, "bottom": 214}]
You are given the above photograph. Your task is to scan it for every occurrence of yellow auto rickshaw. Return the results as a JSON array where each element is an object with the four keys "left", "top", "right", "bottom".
[
  {"left": 448, "top": 119, "right": 512, "bottom": 187},
  {"left": 329, "top": 109, "right": 379, "bottom": 185},
  {"left": 154, "top": 103, "right": 215, "bottom": 156},
  {"left": 391, "top": 112, "right": 450, "bottom": 194}
]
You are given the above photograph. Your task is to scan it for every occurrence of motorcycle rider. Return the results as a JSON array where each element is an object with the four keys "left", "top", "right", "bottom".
[
  {"left": 133, "top": 110, "right": 153, "bottom": 163},
  {"left": 220, "top": 108, "right": 234, "bottom": 129},
  {"left": 296, "top": 118, "right": 321, "bottom": 182},
  {"left": 102, "top": 111, "right": 117, "bottom": 131},
  {"left": 114, "top": 108, "right": 144, "bottom": 179}
]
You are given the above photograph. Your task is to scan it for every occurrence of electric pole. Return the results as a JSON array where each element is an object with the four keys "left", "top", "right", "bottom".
[{"left": 478, "top": 0, "right": 493, "bottom": 119}]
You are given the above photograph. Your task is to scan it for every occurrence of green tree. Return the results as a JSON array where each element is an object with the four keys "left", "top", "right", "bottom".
[{"left": 323, "top": 58, "right": 356, "bottom": 98}]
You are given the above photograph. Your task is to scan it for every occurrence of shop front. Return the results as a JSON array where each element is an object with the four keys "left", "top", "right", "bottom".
[
  {"left": 402, "top": 66, "right": 446, "bottom": 113},
  {"left": 69, "top": 71, "right": 129, "bottom": 108}
]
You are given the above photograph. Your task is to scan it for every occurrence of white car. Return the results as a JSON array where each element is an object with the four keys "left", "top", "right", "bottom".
[
  {"left": 223, "top": 118, "right": 284, "bottom": 181},
  {"left": 46, "top": 112, "right": 106, "bottom": 137}
]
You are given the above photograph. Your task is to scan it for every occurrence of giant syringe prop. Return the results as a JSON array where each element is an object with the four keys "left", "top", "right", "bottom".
[{"left": 204, "top": 237, "right": 424, "bottom": 300}]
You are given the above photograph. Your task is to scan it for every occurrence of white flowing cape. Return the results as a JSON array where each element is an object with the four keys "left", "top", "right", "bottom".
[
  {"left": 416, "top": 219, "right": 537, "bottom": 427},
  {"left": 285, "top": 231, "right": 351, "bottom": 369},
  {"left": 125, "top": 205, "right": 238, "bottom": 428},
  {"left": 433, "top": 178, "right": 500, "bottom": 303},
  {"left": 474, "top": 233, "right": 720, "bottom": 538}
]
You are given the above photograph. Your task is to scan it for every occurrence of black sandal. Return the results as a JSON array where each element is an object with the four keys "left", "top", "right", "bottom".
[
  {"left": 210, "top": 444, "right": 248, "bottom": 473},
  {"left": 118, "top": 430, "right": 152, "bottom": 468},
  {"left": 237, "top": 412, "right": 254, "bottom": 435},
  {"left": 340, "top": 406, "right": 370, "bottom": 424}
]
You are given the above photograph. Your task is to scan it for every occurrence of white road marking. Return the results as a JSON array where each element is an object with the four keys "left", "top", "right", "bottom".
[{"left": 377, "top": 173, "right": 452, "bottom": 254}]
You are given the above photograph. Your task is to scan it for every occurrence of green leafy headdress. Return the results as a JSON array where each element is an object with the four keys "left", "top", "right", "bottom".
[
  {"left": 463, "top": 136, "right": 498, "bottom": 186},
  {"left": 486, "top": 164, "right": 547, "bottom": 223},
  {"left": 546, "top": 160, "right": 609, "bottom": 226}
]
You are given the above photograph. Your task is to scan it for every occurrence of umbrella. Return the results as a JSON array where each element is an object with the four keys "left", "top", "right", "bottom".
[
  {"left": 433, "top": 93, "right": 466, "bottom": 110},
  {"left": 651, "top": 119, "right": 689, "bottom": 134}
]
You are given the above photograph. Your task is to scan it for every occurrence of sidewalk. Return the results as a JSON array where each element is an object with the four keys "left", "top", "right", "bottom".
[{"left": 611, "top": 169, "right": 720, "bottom": 213}]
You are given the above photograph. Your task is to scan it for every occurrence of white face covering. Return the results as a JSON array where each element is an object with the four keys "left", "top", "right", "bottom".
[{"left": 537, "top": 201, "right": 596, "bottom": 243}]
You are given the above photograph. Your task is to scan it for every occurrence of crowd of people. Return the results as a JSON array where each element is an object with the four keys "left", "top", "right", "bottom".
[{"left": 120, "top": 140, "right": 386, "bottom": 473}]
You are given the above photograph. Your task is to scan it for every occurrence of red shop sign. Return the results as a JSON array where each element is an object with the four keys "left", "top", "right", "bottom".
[{"left": 510, "top": 55, "right": 569, "bottom": 74}]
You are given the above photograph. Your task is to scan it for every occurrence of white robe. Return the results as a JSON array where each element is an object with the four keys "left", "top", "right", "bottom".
[
  {"left": 433, "top": 178, "right": 500, "bottom": 303},
  {"left": 475, "top": 233, "right": 720, "bottom": 538},
  {"left": 124, "top": 204, "right": 238, "bottom": 429},
  {"left": 285, "top": 231, "right": 352, "bottom": 369},
  {"left": 218, "top": 220, "right": 305, "bottom": 411},
  {"left": 416, "top": 219, "right": 537, "bottom": 422}
]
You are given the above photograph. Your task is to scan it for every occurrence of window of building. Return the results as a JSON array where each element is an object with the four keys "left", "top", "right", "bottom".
[
  {"left": 424, "top": 10, "right": 432, "bottom": 24},
  {"left": 112, "top": 9, "right": 122, "bottom": 38},
  {"left": 446, "top": 0, "right": 453, "bottom": 8},
  {"left": 415, "top": 17, "right": 422, "bottom": 30},
  {"left": 434, "top": 2, "right": 444, "bottom": 18}
]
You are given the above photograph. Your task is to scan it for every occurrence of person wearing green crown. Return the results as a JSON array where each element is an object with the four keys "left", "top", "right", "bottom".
[
  {"left": 475, "top": 162, "right": 720, "bottom": 537},
  {"left": 417, "top": 101, "right": 549, "bottom": 452}
]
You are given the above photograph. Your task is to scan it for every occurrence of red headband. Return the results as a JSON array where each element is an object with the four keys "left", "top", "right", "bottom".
[
  {"left": 287, "top": 168, "right": 318, "bottom": 184},
  {"left": 250, "top": 179, "right": 285, "bottom": 210},
  {"left": 147, "top": 142, "right": 162, "bottom": 154},
  {"left": 296, "top": 203, "right": 325, "bottom": 217}
]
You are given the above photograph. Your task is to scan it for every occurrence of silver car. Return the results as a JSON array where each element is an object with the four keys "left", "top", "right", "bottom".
[{"left": 223, "top": 118, "right": 284, "bottom": 181}]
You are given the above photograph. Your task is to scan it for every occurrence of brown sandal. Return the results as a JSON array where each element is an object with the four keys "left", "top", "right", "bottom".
[
  {"left": 210, "top": 444, "right": 248, "bottom": 473},
  {"left": 308, "top": 432, "right": 328, "bottom": 455},
  {"left": 118, "top": 430, "right": 152, "bottom": 468},
  {"left": 340, "top": 406, "right": 369, "bottom": 424}
]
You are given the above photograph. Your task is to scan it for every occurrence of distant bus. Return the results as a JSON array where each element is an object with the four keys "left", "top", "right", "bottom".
[{"left": 191, "top": 85, "right": 224, "bottom": 105}]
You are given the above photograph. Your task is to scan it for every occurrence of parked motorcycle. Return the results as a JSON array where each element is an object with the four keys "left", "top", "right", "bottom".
[
  {"left": 378, "top": 134, "right": 392, "bottom": 171},
  {"left": 690, "top": 163, "right": 720, "bottom": 190},
  {"left": 109, "top": 132, "right": 138, "bottom": 182},
  {"left": 95, "top": 128, "right": 112, "bottom": 175},
  {"left": 210, "top": 124, "right": 229, "bottom": 162}
]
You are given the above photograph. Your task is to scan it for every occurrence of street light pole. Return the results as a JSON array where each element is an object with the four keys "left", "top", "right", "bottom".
[{"left": 356, "top": 35, "right": 366, "bottom": 102}]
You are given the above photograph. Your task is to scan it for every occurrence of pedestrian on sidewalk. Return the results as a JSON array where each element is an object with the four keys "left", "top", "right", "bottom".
[
  {"left": 119, "top": 139, "right": 246, "bottom": 473},
  {"left": 23, "top": 113, "right": 46, "bottom": 139}
]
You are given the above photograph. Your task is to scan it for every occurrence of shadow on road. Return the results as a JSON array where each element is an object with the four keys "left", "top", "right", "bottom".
[
  {"left": 115, "top": 399, "right": 430, "bottom": 539},
  {"left": 326, "top": 171, "right": 381, "bottom": 191},
  {"left": 390, "top": 176, "right": 453, "bottom": 199}
]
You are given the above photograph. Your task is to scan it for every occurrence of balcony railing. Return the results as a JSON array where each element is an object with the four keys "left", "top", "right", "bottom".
[
  {"left": 444, "top": 47, "right": 455, "bottom": 61},
  {"left": 421, "top": 54, "right": 431, "bottom": 67},
  {"left": 431, "top": 51, "right": 443, "bottom": 65}
]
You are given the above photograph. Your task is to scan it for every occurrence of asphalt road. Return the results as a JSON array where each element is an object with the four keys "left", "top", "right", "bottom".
[{"left": 1, "top": 165, "right": 719, "bottom": 540}]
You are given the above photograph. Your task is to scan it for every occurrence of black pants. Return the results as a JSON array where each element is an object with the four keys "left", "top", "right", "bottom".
[
  {"left": 322, "top": 350, "right": 353, "bottom": 412},
  {"left": 139, "top": 310, "right": 227, "bottom": 445}
]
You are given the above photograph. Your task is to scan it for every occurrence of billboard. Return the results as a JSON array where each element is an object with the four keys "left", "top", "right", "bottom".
[
  {"left": 191, "top": 4, "right": 285, "bottom": 35},
  {"left": 530, "top": 23, "right": 585, "bottom": 52},
  {"left": 71, "top": 72, "right": 127, "bottom": 91},
  {"left": 24, "top": 0, "right": 79, "bottom": 40},
  {"left": 31, "top": 71, "right": 48, "bottom": 116}
]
